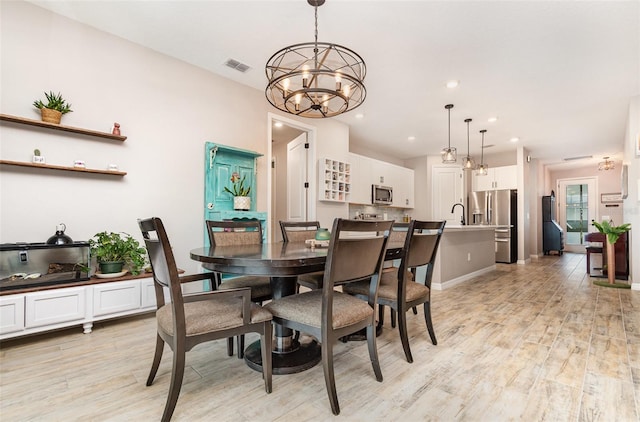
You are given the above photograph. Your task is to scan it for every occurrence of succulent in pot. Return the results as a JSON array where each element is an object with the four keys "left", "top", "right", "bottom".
[
  {"left": 33, "top": 91, "right": 73, "bottom": 124},
  {"left": 89, "top": 231, "right": 146, "bottom": 275}
]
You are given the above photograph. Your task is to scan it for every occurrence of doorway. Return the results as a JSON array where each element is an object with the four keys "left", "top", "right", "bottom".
[
  {"left": 557, "top": 177, "right": 597, "bottom": 253},
  {"left": 268, "top": 113, "right": 316, "bottom": 242}
]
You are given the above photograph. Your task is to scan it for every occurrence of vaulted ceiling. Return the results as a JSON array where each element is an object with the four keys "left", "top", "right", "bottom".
[{"left": 30, "top": 0, "right": 639, "bottom": 168}]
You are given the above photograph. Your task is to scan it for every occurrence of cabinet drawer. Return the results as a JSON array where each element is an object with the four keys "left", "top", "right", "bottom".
[
  {"left": 0, "top": 295, "right": 25, "bottom": 334},
  {"left": 25, "top": 287, "right": 85, "bottom": 328},
  {"left": 93, "top": 280, "right": 141, "bottom": 317}
]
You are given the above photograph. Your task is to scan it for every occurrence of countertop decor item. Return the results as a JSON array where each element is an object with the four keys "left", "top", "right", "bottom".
[
  {"left": 89, "top": 231, "right": 146, "bottom": 275},
  {"left": 265, "top": 0, "right": 366, "bottom": 118},
  {"left": 592, "top": 220, "right": 631, "bottom": 286},
  {"left": 33, "top": 91, "right": 73, "bottom": 124},
  {"left": 315, "top": 228, "right": 331, "bottom": 241}
]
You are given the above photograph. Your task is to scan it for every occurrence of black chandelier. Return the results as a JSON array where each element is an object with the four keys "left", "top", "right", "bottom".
[
  {"left": 462, "top": 118, "right": 476, "bottom": 171},
  {"left": 477, "top": 129, "right": 489, "bottom": 175},
  {"left": 265, "top": 0, "right": 366, "bottom": 118},
  {"left": 441, "top": 104, "right": 457, "bottom": 163}
]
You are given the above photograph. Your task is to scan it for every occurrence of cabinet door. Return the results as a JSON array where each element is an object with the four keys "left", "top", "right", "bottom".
[
  {"left": 494, "top": 165, "right": 517, "bottom": 190},
  {"left": 472, "top": 168, "right": 495, "bottom": 191},
  {"left": 348, "top": 154, "right": 372, "bottom": 204},
  {"left": 390, "top": 166, "right": 414, "bottom": 208},
  {"left": 0, "top": 295, "right": 25, "bottom": 335},
  {"left": 92, "top": 280, "right": 141, "bottom": 317},
  {"left": 25, "top": 287, "right": 85, "bottom": 328}
]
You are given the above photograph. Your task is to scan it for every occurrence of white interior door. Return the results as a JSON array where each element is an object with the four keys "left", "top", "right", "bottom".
[
  {"left": 557, "top": 177, "right": 597, "bottom": 253},
  {"left": 287, "top": 133, "right": 308, "bottom": 221},
  {"left": 432, "top": 166, "right": 464, "bottom": 225}
]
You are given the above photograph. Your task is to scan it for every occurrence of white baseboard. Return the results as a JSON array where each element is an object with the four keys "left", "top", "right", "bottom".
[{"left": 432, "top": 265, "right": 496, "bottom": 290}]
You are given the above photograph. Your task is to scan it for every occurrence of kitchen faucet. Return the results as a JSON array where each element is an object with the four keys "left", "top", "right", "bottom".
[{"left": 451, "top": 203, "right": 466, "bottom": 225}]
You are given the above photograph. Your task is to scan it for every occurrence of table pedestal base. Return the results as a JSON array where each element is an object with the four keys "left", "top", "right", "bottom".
[{"left": 244, "top": 338, "right": 321, "bottom": 375}]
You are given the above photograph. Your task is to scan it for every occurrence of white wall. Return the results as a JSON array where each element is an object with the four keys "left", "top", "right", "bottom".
[
  {"left": 0, "top": 2, "right": 349, "bottom": 272},
  {"left": 622, "top": 96, "right": 639, "bottom": 289}
]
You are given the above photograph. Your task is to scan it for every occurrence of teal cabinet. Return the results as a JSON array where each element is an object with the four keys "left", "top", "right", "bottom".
[{"left": 204, "top": 143, "right": 266, "bottom": 244}]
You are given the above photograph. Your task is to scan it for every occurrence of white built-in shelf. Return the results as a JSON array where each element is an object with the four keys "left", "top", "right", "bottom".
[{"left": 319, "top": 157, "right": 351, "bottom": 202}]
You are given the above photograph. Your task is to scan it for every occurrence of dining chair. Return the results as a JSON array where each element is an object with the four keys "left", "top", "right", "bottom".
[
  {"left": 279, "top": 220, "right": 324, "bottom": 290},
  {"left": 138, "top": 217, "right": 273, "bottom": 422},
  {"left": 206, "top": 219, "right": 273, "bottom": 358},
  {"left": 343, "top": 220, "right": 446, "bottom": 363},
  {"left": 266, "top": 218, "right": 393, "bottom": 415}
]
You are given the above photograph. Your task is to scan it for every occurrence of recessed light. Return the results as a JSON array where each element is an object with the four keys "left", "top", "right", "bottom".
[
  {"left": 274, "top": 121, "right": 283, "bottom": 128},
  {"left": 488, "top": 116, "right": 498, "bottom": 123},
  {"left": 407, "top": 136, "right": 416, "bottom": 142},
  {"left": 509, "top": 137, "right": 519, "bottom": 143},
  {"left": 446, "top": 80, "right": 459, "bottom": 88},
  {"left": 355, "top": 113, "right": 364, "bottom": 119}
]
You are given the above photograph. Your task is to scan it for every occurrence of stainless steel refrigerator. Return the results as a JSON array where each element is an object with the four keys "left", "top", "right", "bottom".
[{"left": 468, "top": 189, "right": 518, "bottom": 263}]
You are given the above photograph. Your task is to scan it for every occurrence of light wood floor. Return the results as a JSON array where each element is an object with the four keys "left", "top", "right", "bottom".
[{"left": 1, "top": 253, "right": 639, "bottom": 421}]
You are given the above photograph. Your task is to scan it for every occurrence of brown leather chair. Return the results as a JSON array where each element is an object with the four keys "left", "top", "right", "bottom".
[
  {"left": 343, "top": 220, "right": 446, "bottom": 363},
  {"left": 138, "top": 217, "right": 273, "bottom": 422},
  {"left": 279, "top": 220, "right": 324, "bottom": 290},
  {"left": 266, "top": 218, "right": 393, "bottom": 415},
  {"left": 206, "top": 219, "right": 273, "bottom": 357}
]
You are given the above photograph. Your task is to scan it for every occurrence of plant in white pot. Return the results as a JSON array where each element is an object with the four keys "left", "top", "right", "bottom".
[
  {"left": 224, "top": 171, "right": 252, "bottom": 210},
  {"left": 89, "top": 231, "right": 146, "bottom": 275},
  {"left": 591, "top": 220, "right": 631, "bottom": 286},
  {"left": 33, "top": 91, "right": 73, "bottom": 124}
]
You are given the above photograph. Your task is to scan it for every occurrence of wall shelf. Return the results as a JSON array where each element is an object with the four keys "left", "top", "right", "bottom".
[
  {"left": 0, "top": 113, "right": 127, "bottom": 141},
  {"left": 319, "top": 157, "right": 351, "bottom": 202},
  {"left": 0, "top": 160, "right": 127, "bottom": 176}
]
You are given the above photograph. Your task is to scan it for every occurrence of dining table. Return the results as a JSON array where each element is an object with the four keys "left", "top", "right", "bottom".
[{"left": 190, "top": 240, "right": 403, "bottom": 375}]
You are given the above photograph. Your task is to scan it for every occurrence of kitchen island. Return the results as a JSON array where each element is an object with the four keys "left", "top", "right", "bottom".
[{"left": 418, "top": 225, "right": 498, "bottom": 290}]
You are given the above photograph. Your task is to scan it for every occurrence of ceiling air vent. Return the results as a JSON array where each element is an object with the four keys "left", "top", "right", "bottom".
[{"left": 224, "top": 58, "right": 251, "bottom": 73}]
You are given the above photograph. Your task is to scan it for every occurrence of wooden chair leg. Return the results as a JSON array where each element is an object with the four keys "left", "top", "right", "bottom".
[
  {"left": 321, "top": 340, "right": 340, "bottom": 415},
  {"left": 227, "top": 337, "right": 234, "bottom": 356},
  {"left": 412, "top": 307, "right": 418, "bottom": 315},
  {"left": 367, "top": 324, "right": 383, "bottom": 382},
  {"left": 423, "top": 302, "right": 437, "bottom": 345},
  {"left": 146, "top": 334, "right": 164, "bottom": 386},
  {"left": 162, "top": 346, "right": 186, "bottom": 422},
  {"left": 237, "top": 335, "right": 245, "bottom": 359},
  {"left": 397, "top": 309, "right": 413, "bottom": 363},
  {"left": 377, "top": 304, "right": 385, "bottom": 330},
  {"left": 261, "top": 322, "right": 273, "bottom": 393},
  {"left": 391, "top": 309, "right": 396, "bottom": 328}
]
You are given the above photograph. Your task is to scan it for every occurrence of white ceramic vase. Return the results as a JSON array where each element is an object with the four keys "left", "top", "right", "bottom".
[{"left": 234, "top": 196, "right": 250, "bottom": 211}]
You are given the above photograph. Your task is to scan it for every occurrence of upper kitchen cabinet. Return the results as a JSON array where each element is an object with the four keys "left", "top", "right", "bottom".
[
  {"left": 347, "top": 153, "right": 414, "bottom": 208},
  {"left": 472, "top": 165, "right": 517, "bottom": 191}
]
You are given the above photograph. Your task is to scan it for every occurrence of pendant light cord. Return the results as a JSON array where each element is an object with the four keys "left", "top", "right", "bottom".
[
  {"left": 314, "top": 5, "right": 319, "bottom": 69},
  {"left": 448, "top": 107, "right": 451, "bottom": 149}
]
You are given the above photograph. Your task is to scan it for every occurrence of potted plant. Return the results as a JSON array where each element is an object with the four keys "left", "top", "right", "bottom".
[
  {"left": 224, "top": 171, "right": 252, "bottom": 210},
  {"left": 592, "top": 220, "right": 631, "bottom": 285},
  {"left": 33, "top": 91, "right": 73, "bottom": 124},
  {"left": 89, "top": 231, "right": 146, "bottom": 275}
]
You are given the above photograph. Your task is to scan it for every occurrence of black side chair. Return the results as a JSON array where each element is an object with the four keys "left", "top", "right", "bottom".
[
  {"left": 343, "top": 220, "right": 446, "bottom": 363},
  {"left": 266, "top": 218, "right": 393, "bottom": 415},
  {"left": 279, "top": 220, "right": 324, "bottom": 290},
  {"left": 138, "top": 217, "right": 273, "bottom": 422},
  {"left": 205, "top": 219, "right": 273, "bottom": 358}
]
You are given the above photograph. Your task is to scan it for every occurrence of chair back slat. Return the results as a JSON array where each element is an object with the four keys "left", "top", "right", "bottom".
[
  {"left": 402, "top": 220, "right": 446, "bottom": 285},
  {"left": 280, "top": 221, "right": 321, "bottom": 243},
  {"left": 206, "top": 220, "right": 263, "bottom": 246}
]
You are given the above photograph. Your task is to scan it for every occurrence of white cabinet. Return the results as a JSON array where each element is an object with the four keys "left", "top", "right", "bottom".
[
  {"left": 318, "top": 157, "right": 351, "bottom": 202},
  {"left": 472, "top": 165, "right": 517, "bottom": 191},
  {"left": 0, "top": 295, "right": 25, "bottom": 335},
  {"left": 25, "top": 287, "right": 86, "bottom": 328},
  {"left": 0, "top": 276, "right": 159, "bottom": 340},
  {"left": 92, "top": 280, "right": 141, "bottom": 317},
  {"left": 347, "top": 153, "right": 414, "bottom": 208}
]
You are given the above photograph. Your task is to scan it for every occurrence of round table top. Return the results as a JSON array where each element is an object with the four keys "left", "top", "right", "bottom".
[{"left": 190, "top": 241, "right": 328, "bottom": 276}]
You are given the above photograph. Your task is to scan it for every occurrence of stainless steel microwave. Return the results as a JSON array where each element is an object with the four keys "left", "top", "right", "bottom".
[{"left": 372, "top": 184, "right": 393, "bottom": 205}]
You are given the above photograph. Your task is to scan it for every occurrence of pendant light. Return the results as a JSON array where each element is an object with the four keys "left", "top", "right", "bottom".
[
  {"left": 476, "top": 129, "right": 489, "bottom": 175},
  {"left": 265, "top": 0, "right": 366, "bottom": 118},
  {"left": 462, "top": 118, "right": 475, "bottom": 171},
  {"left": 598, "top": 156, "right": 614, "bottom": 171},
  {"left": 441, "top": 104, "right": 457, "bottom": 163}
]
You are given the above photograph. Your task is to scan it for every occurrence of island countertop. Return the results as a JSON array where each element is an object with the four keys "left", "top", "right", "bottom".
[{"left": 444, "top": 225, "right": 510, "bottom": 231}]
